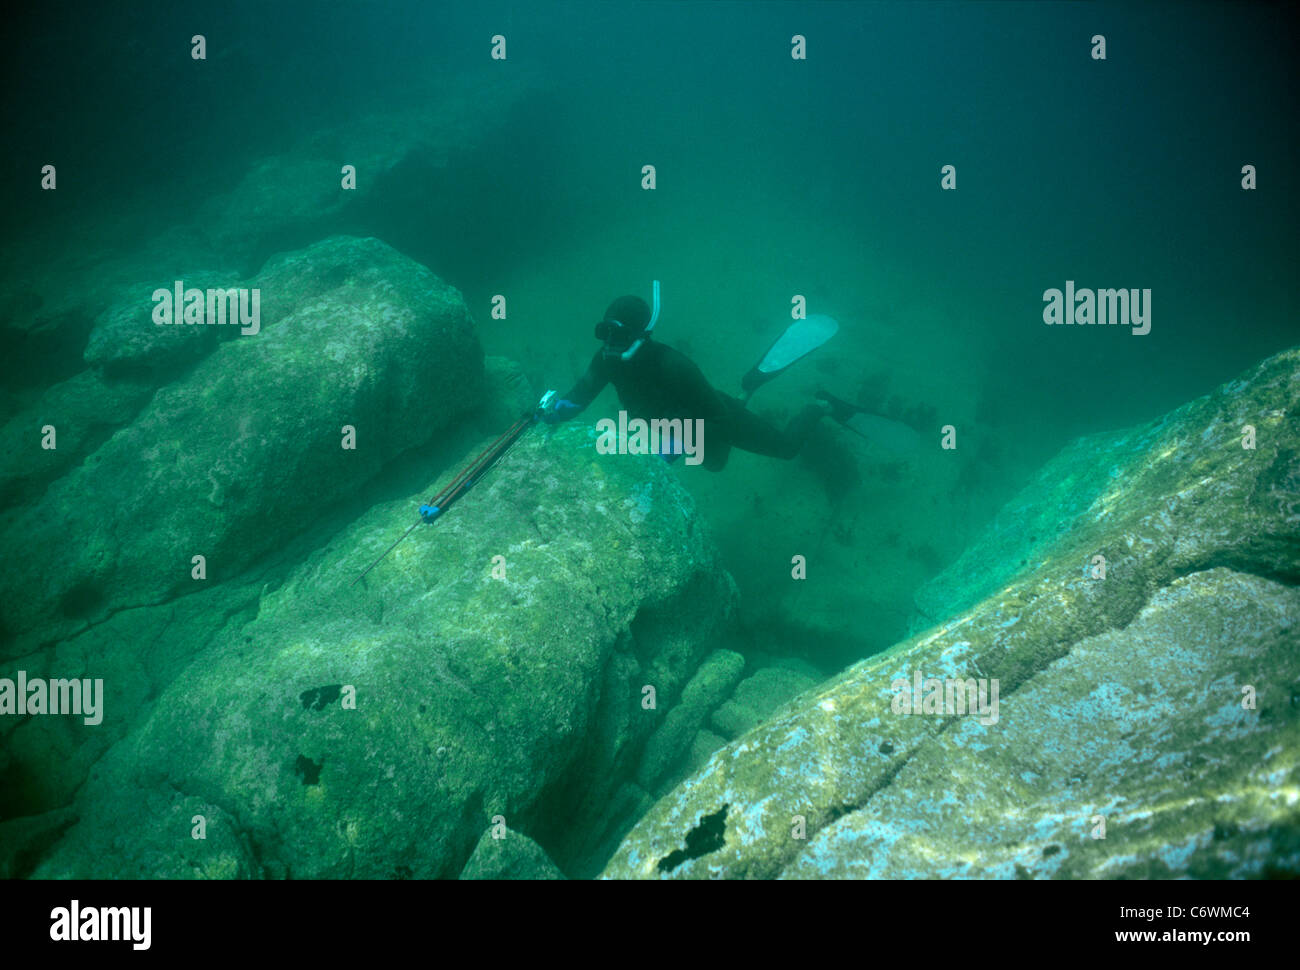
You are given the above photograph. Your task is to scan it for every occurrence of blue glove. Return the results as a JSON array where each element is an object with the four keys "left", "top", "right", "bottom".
[
  {"left": 419, "top": 504, "right": 442, "bottom": 523},
  {"left": 540, "top": 398, "right": 581, "bottom": 424},
  {"left": 659, "top": 431, "right": 683, "bottom": 464}
]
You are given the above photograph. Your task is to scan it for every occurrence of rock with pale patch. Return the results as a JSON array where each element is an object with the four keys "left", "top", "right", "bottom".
[{"left": 603, "top": 346, "right": 1300, "bottom": 879}]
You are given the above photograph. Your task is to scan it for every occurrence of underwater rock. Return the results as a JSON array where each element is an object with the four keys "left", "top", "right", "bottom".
[
  {"left": 0, "top": 806, "right": 76, "bottom": 879},
  {"left": 709, "top": 664, "right": 822, "bottom": 741},
  {"left": 0, "top": 348, "right": 533, "bottom": 837},
  {"left": 33, "top": 422, "right": 735, "bottom": 878},
  {"left": 0, "top": 370, "right": 155, "bottom": 508},
  {"left": 687, "top": 729, "right": 728, "bottom": 775},
  {"left": 0, "top": 235, "right": 483, "bottom": 655},
  {"left": 636, "top": 649, "right": 745, "bottom": 791},
  {"left": 459, "top": 826, "right": 565, "bottom": 880},
  {"left": 479, "top": 355, "right": 540, "bottom": 429},
  {"left": 912, "top": 348, "right": 1299, "bottom": 628},
  {"left": 0, "top": 574, "right": 266, "bottom": 821},
  {"left": 602, "top": 346, "right": 1300, "bottom": 879},
  {"left": 82, "top": 270, "right": 242, "bottom": 375},
  {"left": 782, "top": 569, "right": 1299, "bottom": 878},
  {"left": 3, "top": 267, "right": 257, "bottom": 510},
  {"left": 27, "top": 790, "right": 259, "bottom": 880}
]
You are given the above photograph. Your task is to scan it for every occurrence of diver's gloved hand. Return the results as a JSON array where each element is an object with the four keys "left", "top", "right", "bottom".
[
  {"left": 419, "top": 504, "right": 442, "bottom": 523},
  {"left": 539, "top": 398, "right": 581, "bottom": 424}
]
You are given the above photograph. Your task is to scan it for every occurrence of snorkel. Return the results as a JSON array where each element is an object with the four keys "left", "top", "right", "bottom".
[
  {"left": 598, "top": 281, "right": 661, "bottom": 361},
  {"left": 620, "top": 279, "right": 660, "bottom": 361}
]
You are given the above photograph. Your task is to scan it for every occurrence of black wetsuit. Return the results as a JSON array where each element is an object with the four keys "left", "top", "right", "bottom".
[{"left": 561, "top": 340, "right": 823, "bottom": 471}]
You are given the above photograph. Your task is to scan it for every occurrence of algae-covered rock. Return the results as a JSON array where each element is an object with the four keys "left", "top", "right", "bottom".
[
  {"left": 0, "top": 370, "right": 155, "bottom": 508},
  {"left": 687, "top": 729, "right": 728, "bottom": 775},
  {"left": 29, "top": 792, "right": 259, "bottom": 880},
  {"left": 479, "top": 355, "right": 538, "bottom": 429},
  {"left": 0, "top": 346, "right": 533, "bottom": 837},
  {"left": 459, "top": 826, "right": 565, "bottom": 880},
  {"left": 709, "top": 665, "right": 821, "bottom": 741},
  {"left": 83, "top": 270, "right": 241, "bottom": 375},
  {"left": 0, "top": 806, "right": 76, "bottom": 879},
  {"left": 0, "top": 574, "right": 266, "bottom": 821},
  {"left": 637, "top": 649, "right": 745, "bottom": 791},
  {"left": 0, "top": 235, "right": 483, "bottom": 655},
  {"left": 784, "top": 569, "right": 1298, "bottom": 878},
  {"left": 602, "top": 346, "right": 1300, "bottom": 879},
  {"left": 35, "top": 422, "right": 735, "bottom": 878},
  {"left": 4, "top": 265, "right": 275, "bottom": 509},
  {"left": 913, "top": 348, "right": 1300, "bottom": 628}
]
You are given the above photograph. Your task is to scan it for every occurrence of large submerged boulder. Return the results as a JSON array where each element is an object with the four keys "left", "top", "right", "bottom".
[
  {"left": 603, "top": 345, "right": 1300, "bottom": 879},
  {"left": 0, "top": 235, "right": 483, "bottom": 655},
  {"left": 0, "top": 354, "right": 525, "bottom": 840},
  {"left": 34, "top": 422, "right": 736, "bottom": 878}
]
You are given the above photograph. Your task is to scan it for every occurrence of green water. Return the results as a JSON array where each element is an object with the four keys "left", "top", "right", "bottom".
[{"left": 0, "top": 1, "right": 1295, "bottom": 881}]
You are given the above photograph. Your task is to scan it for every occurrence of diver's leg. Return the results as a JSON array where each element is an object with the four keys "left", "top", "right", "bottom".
[
  {"left": 718, "top": 393, "right": 825, "bottom": 460},
  {"left": 817, "top": 387, "right": 938, "bottom": 435},
  {"left": 703, "top": 436, "right": 732, "bottom": 471}
]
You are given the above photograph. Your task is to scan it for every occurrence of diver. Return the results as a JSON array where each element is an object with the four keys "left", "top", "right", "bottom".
[{"left": 538, "top": 284, "right": 847, "bottom": 472}]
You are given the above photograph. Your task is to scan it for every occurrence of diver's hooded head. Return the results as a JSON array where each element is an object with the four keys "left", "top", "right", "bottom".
[{"left": 595, "top": 295, "right": 653, "bottom": 359}]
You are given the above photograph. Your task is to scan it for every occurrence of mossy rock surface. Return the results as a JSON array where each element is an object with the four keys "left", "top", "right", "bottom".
[
  {"left": 34, "top": 421, "right": 735, "bottom": 878},
  {"left": 0, "top": 236, "right": 483, "bottom": 655},
  {"left": 459, "top": 826, "right": 565, "bottom": 880},
  {"left": 603, "top": 346, "right": 1300, "bottom": 879}
]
